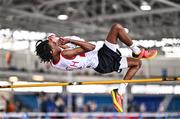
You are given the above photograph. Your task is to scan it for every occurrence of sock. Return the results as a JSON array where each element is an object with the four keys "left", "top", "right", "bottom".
[
  {"left": 129, "top": 43, "right": 141, "bottom": 55},
  {"left": 118, "top": 83, "right": 128, "bottom": 95}
]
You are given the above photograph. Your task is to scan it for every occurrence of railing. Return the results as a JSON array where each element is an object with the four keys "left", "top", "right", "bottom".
[
  {"left": 1, "top": 112, "right": 180, "bottom": 119},
  {"left": 0, "top": 77, "right": 180, "bottom": 88}
]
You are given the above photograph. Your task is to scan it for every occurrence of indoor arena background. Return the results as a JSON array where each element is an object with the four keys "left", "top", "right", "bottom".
[{"left": 0, "top": 0, "right": 180, "bottom": 118}]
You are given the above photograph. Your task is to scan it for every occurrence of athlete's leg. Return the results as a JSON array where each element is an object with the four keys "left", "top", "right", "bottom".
[
  {"left": 106, "top": 23, "right": 133, "bottom": 46},
  {"left": 107, "top": 23, "right": 155, "bottom": 112},
  {"left": 123, "top": 58, "right": 142, "bottom": 80},
  {"left": 106, "top": 23, "right": 157, "bottom": 59},
  {"left": 111, "top": 57, "right": 141, "bottom": 112}
]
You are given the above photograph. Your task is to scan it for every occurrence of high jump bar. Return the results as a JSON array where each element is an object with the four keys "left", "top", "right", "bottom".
[{"left": 0, "top": 77, "right": 180, "bottom": 89}]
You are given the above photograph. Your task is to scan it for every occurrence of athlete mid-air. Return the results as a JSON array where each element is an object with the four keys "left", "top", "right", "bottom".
[{"left": 35, "top": 23, "right": 157, "bottom": 112}]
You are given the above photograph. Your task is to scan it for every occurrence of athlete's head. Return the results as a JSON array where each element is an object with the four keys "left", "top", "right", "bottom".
[
  {"left": 35, "top": 40, "right": 53, "bottom": 63},
  {"left": 35, "top": 34, "right": 61, "bottom": 63}
]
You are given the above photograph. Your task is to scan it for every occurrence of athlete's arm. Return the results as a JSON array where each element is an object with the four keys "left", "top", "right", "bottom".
[
  {"left": 58, "top": 44, "right": 70, "bottom": 49},
  {"left": 60, "top": 37, "right": 95, "bottom": 58}
]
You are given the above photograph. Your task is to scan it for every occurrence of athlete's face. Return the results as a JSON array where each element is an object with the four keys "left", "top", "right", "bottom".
[{"left": 48, "top": 35, "right": 61, "bottom": 56}]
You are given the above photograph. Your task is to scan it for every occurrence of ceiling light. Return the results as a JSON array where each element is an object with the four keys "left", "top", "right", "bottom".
[
  {"left": 112, "top": 4, "right": 118, "bottom": 10},
  {"left": 57, "top": 14, "right": 69, "bottom": 20},
  {"left": 140, "top": 1, "right": 151, "bottom": 11}
]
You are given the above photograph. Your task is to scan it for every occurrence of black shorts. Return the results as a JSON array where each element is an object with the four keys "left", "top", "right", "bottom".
[{"left": 94, "top": 44, "right": 122, "bottom": 73}]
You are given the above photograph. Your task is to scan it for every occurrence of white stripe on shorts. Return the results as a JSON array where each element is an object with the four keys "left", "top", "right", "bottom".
[{"left": 119, "top": 57, "right": 128, "bottom": 69}]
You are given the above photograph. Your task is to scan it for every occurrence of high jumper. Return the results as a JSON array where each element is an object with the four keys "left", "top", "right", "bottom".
[{"left": 35, "top": 23, "right": 157, "bottom": 112}]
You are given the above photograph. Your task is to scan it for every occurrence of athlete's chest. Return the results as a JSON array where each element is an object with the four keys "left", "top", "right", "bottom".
[{"left": 58, "top": 54, "right": 87, "bottom": 71}]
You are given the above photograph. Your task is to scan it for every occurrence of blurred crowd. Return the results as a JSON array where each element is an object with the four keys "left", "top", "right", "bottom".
[
  {"left": 0, "top": 92, "right": 166, "bottom": 113},
  {"left": 0, "top": 93, "right": 100, "bottom": 113}
]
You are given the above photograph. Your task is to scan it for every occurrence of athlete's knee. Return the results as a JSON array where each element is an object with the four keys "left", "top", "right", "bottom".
[
  {"left": 136, "top": 59, "right": 142, "bottom": 68},
  {"left": 111, "top": 23, "right": 124, "bottom": 31},
  {"left": 133, "top": 59, "right": 142, "bottom": 69},
  {"left": 127, "top": 58, "right": 142, "bottom": 68}
]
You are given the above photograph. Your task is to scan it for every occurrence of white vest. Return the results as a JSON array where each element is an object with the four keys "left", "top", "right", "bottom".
[{"left": 51, "top": 51, "right": 99, "bottom": 71}]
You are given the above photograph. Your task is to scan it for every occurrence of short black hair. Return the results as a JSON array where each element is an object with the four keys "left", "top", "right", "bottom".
[{"left": 35, "top": 40, "right": 53, "bottom": 63}]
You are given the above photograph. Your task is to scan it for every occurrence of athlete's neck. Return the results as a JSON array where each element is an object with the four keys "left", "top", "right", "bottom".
[{"left": 52, "top": 52, "right": 61, "bottom": 64}]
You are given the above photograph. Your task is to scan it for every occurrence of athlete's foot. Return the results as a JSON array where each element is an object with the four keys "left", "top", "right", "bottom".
[
  {"left": 132, "top": 48, "right": 158, "bottom": 59},
  {"left": 111, "top": 89, "right": 123, "bottom": 112}
]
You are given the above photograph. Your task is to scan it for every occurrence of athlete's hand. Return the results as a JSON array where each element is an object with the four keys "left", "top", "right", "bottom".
[
  {"left": 48, "top": 34, "right": 59, "bottom": 43},
  {"left": 59, "top": 37, "right": 71, "bottom": 45}
]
